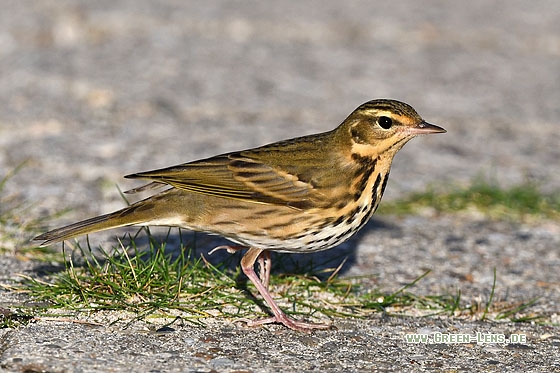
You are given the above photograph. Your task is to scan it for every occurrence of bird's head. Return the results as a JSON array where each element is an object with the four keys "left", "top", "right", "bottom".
[{"left": 337, "top": 99, "right": 446, "bottom": 158}]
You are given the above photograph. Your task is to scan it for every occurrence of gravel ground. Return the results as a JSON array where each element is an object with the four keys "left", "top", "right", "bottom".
[{"left": 1, "top": 0, "right": 559, "bottom": 371}]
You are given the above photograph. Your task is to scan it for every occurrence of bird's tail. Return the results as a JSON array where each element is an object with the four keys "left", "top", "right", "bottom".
[
  {"left": 34, "top": 193, "right": 178, "bottom": 247},
  {"left": 34, "top": 206, "right": 144, "bottom": 247}
]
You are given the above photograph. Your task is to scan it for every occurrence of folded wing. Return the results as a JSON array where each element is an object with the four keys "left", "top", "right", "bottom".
[{"left": 125, "top": 135, "right": 336, "bottom": 210}]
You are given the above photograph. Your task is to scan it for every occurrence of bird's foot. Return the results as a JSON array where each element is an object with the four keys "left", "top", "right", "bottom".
[
  {"left": 208, "top": 245, "right": 245, "bottom": 255},
  {"left": 237, "top": 315, "right": 332, "bottom": 332}
]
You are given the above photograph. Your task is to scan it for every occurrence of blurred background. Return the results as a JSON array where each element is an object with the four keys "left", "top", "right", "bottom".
[
  {"left": 1, "top": 3, "right": 559, "bottom": 370},
  {"left": 0, "top": 0, "right": 559, "bottom": 221}
]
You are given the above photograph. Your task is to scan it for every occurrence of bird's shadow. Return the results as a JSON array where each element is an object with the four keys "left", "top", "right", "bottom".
[
  {"left": 31, "top": 218, "right": 399, "bottom": 301},
  {"left": 119, "top": 217, "right": 397, "bottom": 278}
]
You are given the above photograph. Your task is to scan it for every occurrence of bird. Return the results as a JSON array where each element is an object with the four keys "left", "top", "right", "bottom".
[{"left": 35, "top": 99, "right": 446, "bottom": 332}]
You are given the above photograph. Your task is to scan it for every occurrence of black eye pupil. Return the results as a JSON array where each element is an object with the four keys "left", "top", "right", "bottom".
[{"left": 378, "top": 116, "right": 392, "bottom": 129}]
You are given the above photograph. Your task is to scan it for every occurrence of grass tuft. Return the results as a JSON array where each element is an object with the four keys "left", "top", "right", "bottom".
[
  {"left": 378, "top": 177, "right": 560, "bottom": 220},
  {"left": 21, "top": 231, "right": 256, "bottom": 324},
  {"left": 0, "top": 169, "right": 549, "bottom": 328},
  {"left": 0, "top": 307, "right": 35, "bottom": 328},
  {"left": 0, "top": 163, "right": 67, "bottom": 260},
  {"left": 15, "top": 229, "right": 545, "bottom": 327}
]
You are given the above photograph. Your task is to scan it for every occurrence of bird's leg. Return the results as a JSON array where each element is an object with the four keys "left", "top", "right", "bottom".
[
  {"left": 258, "top": 250, "right": 271, "bottom": 289},
  {"left": 239, "top": 247, "right": 331, "bottom": 332},
  {"left": 209, "top": 245, "right": 271, "bottom": 289}
]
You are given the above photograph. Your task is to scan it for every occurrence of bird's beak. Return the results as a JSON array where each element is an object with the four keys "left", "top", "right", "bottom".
[{"left": 408, "top": 121, "right": 447, "bottom": 135}]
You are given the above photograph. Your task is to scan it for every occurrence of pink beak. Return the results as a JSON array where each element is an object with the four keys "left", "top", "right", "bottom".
[{"left": 409, "top": 121, "right": 447, "bottom": 135}]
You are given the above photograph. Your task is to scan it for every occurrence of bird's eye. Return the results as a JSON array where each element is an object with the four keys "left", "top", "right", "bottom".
[{"left": 378, "top": 116, "right": 393, "bottom": 129}]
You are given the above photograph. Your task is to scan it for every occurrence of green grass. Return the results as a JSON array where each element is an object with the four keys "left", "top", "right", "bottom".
[
  {"left": 378, "top": 177, "right": 560, "bottom": 221},
  {"left": 0, "top": 163, "right": 67, "bottom": 260},
  {"left": 0, "top": 307, "right": 35, "bottom": 329},
  {"left": 18, "top": 231, "right": 357, "bottom": 326},
  {"left": 0, "top": 163, "right": 35, "bottom": 252},
  {"left": 11, "top": 228, "right": 544, "bottom": 328},
  {"left": 0, "top": 169, "right": 551, "bottom": 328}
]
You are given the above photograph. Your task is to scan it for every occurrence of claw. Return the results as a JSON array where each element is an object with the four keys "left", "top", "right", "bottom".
[
  {"left": 236, "top": 315, "right": 332, "bottom": 332},
  {"left": 208, "top": 245, "right": 245, "bottom": 255},
  {"left": 240, "top": 247, "right": 333, "bottom": 332}
]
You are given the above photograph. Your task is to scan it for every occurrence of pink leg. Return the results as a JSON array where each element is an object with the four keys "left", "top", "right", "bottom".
[
  {"left": 240, "top": 247, "right": 331, "bottom": 332},
  {"left": 210, "top": 245, "right": 271, "bottom": 289},
  {"left": 259, "top": 250, "right": 271, "bottom": 289}
]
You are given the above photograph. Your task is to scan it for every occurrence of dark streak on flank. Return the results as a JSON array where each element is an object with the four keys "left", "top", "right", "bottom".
[
  {"left": 371, "top": 173, "right": 382, "bottom": 204},
  {"left": 351, "top": 153, "right": 377, "bottom": 201},
  {"left": 338, "top": 213, "right": 351, "bottom": 226},
  {"left": 356, "top": 206, "right": 372, "bottom": 231},
  {"left": 336, "top": 200, "right": 348, "bottom": 209},
  {"left": 380, "top": 172, "right": 390, "bottom": 198},
  {"left": 315, "top": 234, "right": 336, "bottom": 245},
  {"left": 316, "top": 216, "right": 335, "bottom": 230},
  {"left": 345, "top": 206, "right": 359, "bottom": 226}
]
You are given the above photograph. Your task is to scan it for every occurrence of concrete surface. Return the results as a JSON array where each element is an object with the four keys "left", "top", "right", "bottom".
[{"left": 1, "top": 0, "right": 559, "bottom": 371}]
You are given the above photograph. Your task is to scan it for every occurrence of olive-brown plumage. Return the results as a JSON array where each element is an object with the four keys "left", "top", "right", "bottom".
[{"left": 35, "top": 99, "right": 445, "bottom": 331}]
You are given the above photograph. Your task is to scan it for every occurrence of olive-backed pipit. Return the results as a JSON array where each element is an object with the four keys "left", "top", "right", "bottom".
[{"left": 36, "top": 99, "right": 446, "bottom": 331}]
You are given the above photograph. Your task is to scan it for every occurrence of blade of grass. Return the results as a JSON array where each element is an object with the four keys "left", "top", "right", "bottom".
[
  {"left": 379, "top": 177, "right": 560, "bottom": 221},
  {"left": 481, "top": 267, "right": 497, "bottom": 321},
  {"left": 13, "top": 228, "right": 546, "bottom": 326}
]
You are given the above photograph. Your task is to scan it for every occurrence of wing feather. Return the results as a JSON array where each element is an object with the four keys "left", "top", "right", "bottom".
[{"left": 124, "top": 132, "right": 338, "bottom": 209}]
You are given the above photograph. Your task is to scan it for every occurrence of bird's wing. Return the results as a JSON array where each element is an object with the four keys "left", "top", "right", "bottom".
[{"left": 125, "top": 134, "right": 336, "bottom": 209}]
